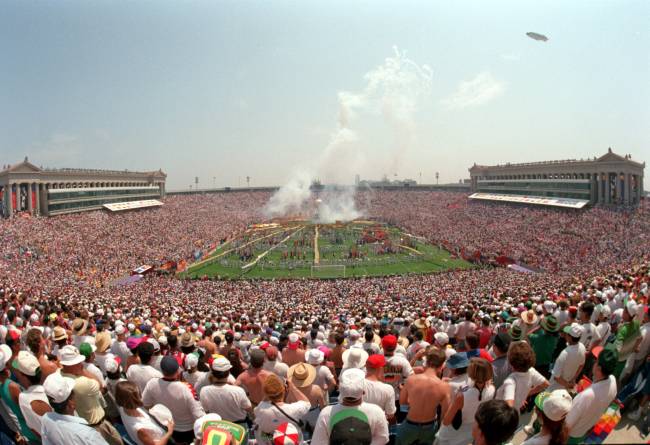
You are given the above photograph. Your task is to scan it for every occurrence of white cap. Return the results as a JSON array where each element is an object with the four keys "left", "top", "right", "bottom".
[
  {"left": 305, "top": 348, "right": 324, "bottom": 365},
  {"left": 349, "top": 329, "right": 360, "bottom": 339},
  {"left": 43, "top": 372, "right": 76, "bottom": 404},
  {"left": 543, "top": 300, "right": 555, "bottom": 313},
  {"left": 158, "top": 335, "right": 168, "bottom": 346},
  {"left": 434, "top": 332, "right": 449, "bottom": 346},
  {"left": 600, "top": 305, "right": 612, "bottom": 318},
  {"left": 211, "top": 357, "right": 232, "bottom": 372},
  {"left": 59, "top": 345, "right": 85, "bottom": 366},
  {"left": 542, "top": 389, "right": 573, "bottom": 421},
  {"left": 147, "top": 338, "right": 160, "bottom": 352},
  {"left": 288, "top": 333, "right": 299, "bottom": 343},
  {"left": 626, "top": 300, "right": 638, "bottom": 316},
  {"left": 564, "top": 323, "right": 584, "bottom": 339},
  {"left": 104, "top": 355, "right": 120, "bottom": 374},
  {"left": 193, "top": 413, "right": 222, "bottom": 439},
  {"left": 115, "top": 325, "right": 126, "bottom": 335},
  {"left": 0, "top": 345, "right": 11, "bottom": 371},
  {"left": 339, "top": 368, "right": 365, "bottom": 399},
  {"left": 185, "top": 354, "right": 199, "bottom": 369},
  {"left": 127, "top": 323, "right": 135, "bottom": 332},
  {"left": 13, "top": 351, "right": 40, "bottom": 376}
]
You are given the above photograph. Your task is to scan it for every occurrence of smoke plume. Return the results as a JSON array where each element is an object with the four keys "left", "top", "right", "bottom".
[{"left": 264, "top": 47, "right": 432, "bottom": 223}]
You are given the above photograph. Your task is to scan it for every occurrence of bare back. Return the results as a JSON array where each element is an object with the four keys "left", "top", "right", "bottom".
[{"left": 402, "top": 370, "right": 449, "bottom": 422}]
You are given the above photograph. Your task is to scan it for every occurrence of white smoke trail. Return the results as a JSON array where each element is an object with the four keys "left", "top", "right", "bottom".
[{"left": 264, "top": 46, "right": 432, "bottom": 221}]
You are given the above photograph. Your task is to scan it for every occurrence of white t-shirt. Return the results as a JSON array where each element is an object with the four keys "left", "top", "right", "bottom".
[
  {"left": 253, "top": 401, "right": 310, "bottom": 445},
  {"left": 580, "top": 322, "right": 601, "bottom": 351},
  {"left": 313, "top": 364, "right": 334, "bottom": 391},
  {"left": 311, "top": 402, "right": 389, "bottom": 445},
  {"left": 496, "top": 368, "right": 547, "bottom": 411},
  {"left": 383, "top": 354, "right": 413, "bottom": 397},
  {"left": 18, "top": 385, "right": 49, "bottom": 436},
  {"left": 567, "top": 375, "right": 617, "bottom": 438},
  {"left": 119, "top": 407, "right": 165, "bottom": 445},
  {"left": 200, "top": 384, "right": 251, "bottom": 422},
  {"left": 363, "top": 379, "right": 396, "bottom": 415},
  {"left": 126, "top": 364, "right": 163, "bottom": 394},
  {"left": 263, "top": 360, "right": 289, "bottom": 381},
  {"left": 142, "top": 379, "right": 205, "bottom": 432},
  {"left": 549, "top": 343, "right": 586, "bottom": 390},
  {"left": 84, "top": 363, "right": 105, "bottom": 388},
  {"left": 634, "top": 322, "right": 650, "bottom": 360}
]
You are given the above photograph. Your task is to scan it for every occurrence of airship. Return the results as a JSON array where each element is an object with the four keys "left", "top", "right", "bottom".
[{"left": 526, "top": 32, "right": 549, "bottom": 42}]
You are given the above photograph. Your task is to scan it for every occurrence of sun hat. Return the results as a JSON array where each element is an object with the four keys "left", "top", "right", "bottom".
[
  {"left": 366, "top": 354, "right": 386, "bottom": 369},
  {"left": 79, "top": 342, "right": 96, "bottom": 359},
  {"left": 94, "top": 331, "right": 112, "bottom": 353},
  {"left": 509, "top": 325, "right": 523, "bottom": 341},
  {"left": 562, "top": 323, "right": 584, "bottom": 339},
  {"left": 52, "top": 326, "right": 68, "bottom": 342},
  {"left": 211, "top": 357, "right": 233, "bottom": 372},
  {"left": 71, "top": 318, "right": 88, "bottom": 336},
  {"left": 288, "top": 363, "right": 317, "bottom": 388},
  {"left": 339, "top": 368, "right": 365, "bottom": 399},
  {"left": 446, "top": 352, "right": 469, "bottom": 369},
  {"left": 305, "top": 348, "right": 324, "bottom": 365},
  {"left": 12, "top": 351, "right": 40, "bottom": 376},
  {"left": 535, "top": 389, "right": 572, "bottom": 421},
  {"left": 521, "top": 310, "right": 538, "bottom": 325},
  {"left": 540, "top": 315, "right": 559, "bottom": 333},
  {"left": 180, "top": 332, "right": 195, "bottom": 348},
  {"left": 342, "top": 348, "right": 369, "bottom": 370},
  {"left": 434, "top": 332, "right": 449, "bottom": 346},
  {"left": 59, "top": 345, "right": 86, "bottom": 366},
  {"left": 43, "top": 372, "right": 76, "bottom": 404}
]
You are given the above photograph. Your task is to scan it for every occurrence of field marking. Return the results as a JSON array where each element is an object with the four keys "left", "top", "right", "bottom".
[
  {"left": 314, "top": 225, "right": 320, "bottom": 265},
  {"left": 186, "top": 226, "right": 296, "bottom": 273},
  {"left": 242, "top": 226, "right": 305, "bottom": 270},
  {"left": 398, "top": 244, "right": 423, "bottom": 255}
]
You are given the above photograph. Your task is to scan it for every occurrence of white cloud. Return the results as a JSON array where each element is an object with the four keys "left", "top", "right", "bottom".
[{"left": 441, "top": 71, "right": 505, "bottom": 110}]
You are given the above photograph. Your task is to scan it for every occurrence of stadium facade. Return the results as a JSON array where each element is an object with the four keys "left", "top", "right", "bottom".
[
  {"left": 0, "top": 158, "right": 166, "bottom": 217},
  {"left": 469, "top": 149, "right": 645, "bottom": 206}
]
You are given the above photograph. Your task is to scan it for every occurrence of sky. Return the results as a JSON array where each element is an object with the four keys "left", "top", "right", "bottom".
[{"left": 1, "top": 0, "right": 649, "bottom": 190}]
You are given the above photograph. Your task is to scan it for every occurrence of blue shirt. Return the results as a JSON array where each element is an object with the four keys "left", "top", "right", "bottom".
[{"left": 41, "top": 412, "right": 109, "bottom": 445}]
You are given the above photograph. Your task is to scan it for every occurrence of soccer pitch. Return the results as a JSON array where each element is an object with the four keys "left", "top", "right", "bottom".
[{"left": 183, "top": 220, "right": 474, "bottom": 280}]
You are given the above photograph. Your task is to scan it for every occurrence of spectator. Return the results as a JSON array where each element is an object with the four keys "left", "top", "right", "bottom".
[
  {"left": 472, "top": 399, "right": 519, "bottom": 445},
  {"left": 496, "top": 341, "right": 549, "bottom": 411},
  {"left": 523, "top": 389, "right": 572, "bottom": 445},
  {"left": 199, "top": 357, "right": 251, "bottom": 425}
]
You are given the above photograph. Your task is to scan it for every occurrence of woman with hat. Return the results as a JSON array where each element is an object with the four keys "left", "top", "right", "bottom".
[
  {"left": 341, "top": 348, "right": 369, "bottom": 377},
  {"left": 253, "top": 374, "right": 310, "bottom": 445},
  {"left": 305, "top": 348, "right": 335, "bottom": 393},
  {"left": 522, "top": 390, "right": 572, "bottom": 445},
  {"left": 287, "top": 362, "right": 325, "bottom": 433},
  {"left": 528, "top": 315, "right": 560, "bottom": 379}
]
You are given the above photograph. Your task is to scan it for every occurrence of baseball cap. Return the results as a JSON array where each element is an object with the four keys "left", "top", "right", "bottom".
[
  {"left": 12, "top": 351, "right": 40, "bottom": 376},
  {"left": 381, "top": 335, "right": 397, "bottom": 351},
  {"left": 43, "top": 372, "right": 76, "bottom": 404},
  {"left": 339, "top": 368, "right": 365, "bottom": 399},
  {"left": 592, "top": 345, "right": 619, "bottom": 375},
  {"left": 185, "top": 353, "right": 199, "bottom": 369},
  {"left": 79, "top": 342, "right": 96, "bottom": 359},
  {"left": 562, "top": 323, "right": 584, "bottom": 339},
  {"left": 0, "top": 345, "right": 12, "bottom": 371},
  {"left": 104, "top": 355, "right": 121, "bottom": 374},
  {"left": 211, "top": 357, "right": 233, "bottom": 372},
  {"left": 535, "top": 390, "right": 572, "bottom": 421},
  {"left": 434, "top": 332, "right": 449, "bottom": 346},
  {"left": 305, "top": 349, "right": 324, "bottom": 365},
  {"left": 193, "top": 413, "right": 222, "bottom": 439},
  {"left": 160, "top": 355, "right": 180, "bottom": 376},
  {"left": 366, "top": 354, "right": 386, "bottom": 369},
  {"left": 494, "top": 333, "right": 511, "bottom": 352},
  {"left": 59, "top": 345, "right": 86, "bottom": 367}
]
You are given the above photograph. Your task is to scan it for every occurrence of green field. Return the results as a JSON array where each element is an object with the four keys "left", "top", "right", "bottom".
[{"left": 182, "top": 220, "right": 474, "bottom": 280}]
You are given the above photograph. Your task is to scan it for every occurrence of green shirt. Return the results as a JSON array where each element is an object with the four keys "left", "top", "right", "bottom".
[
  {"left": 528, "top": 330, "right": 558, "bottom": 366},
  {"left": 616, "top": 319, "right": 641, "bottom": 361}
]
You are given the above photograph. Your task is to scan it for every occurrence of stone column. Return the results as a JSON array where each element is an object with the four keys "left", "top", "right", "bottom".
[
  {"left": 34, "top": 184, "right": 40, "bottom": 216},
  {"left": 599, "top": 173, "right": 604, "bottom": 204},
  {"left": 27, "top": 183, "right": 33, "bottom": 213},
  {"left": 615, "top": 174, "right": 622, "bottom": 204},
  {"left": 3, "top": 184, "right": 10, "bottom": 217},
  {"left": 604, "top": 173, "right": 611, "bottom": 204},
  {"left": 639, "top": 175, "right": 644, "bottom": 202},
  {"left": 625, "top": 173, "right": 631, "bottom": 205},
  {"left": 590, "top": 173, "right": 597, "bottom": 204}
]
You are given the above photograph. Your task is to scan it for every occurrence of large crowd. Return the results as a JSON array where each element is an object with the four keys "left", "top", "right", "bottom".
[{"left": 0, "top": 190, "right": 649, "bottom": 445}]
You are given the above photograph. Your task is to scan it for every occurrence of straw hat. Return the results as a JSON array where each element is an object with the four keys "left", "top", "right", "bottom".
[
  {"left": 71, "top": 318, "right": 88, "bottom": 336},
  {"left": 287, "top": 363, "right": 317, "bottom": 388},
  {"left": 94, "top": 331, "right": 112, "bottom": 353},
  {"left": 520, "top": 310, "right": 538, "bottom": 325}
]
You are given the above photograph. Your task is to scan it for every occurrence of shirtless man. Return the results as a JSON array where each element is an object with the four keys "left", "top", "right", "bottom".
[
  {"left": 397, "top": 347, "right": 450, "bottom": 445},
  {"left": 235, "top": 349, "right": 271, "bottom": 406}
]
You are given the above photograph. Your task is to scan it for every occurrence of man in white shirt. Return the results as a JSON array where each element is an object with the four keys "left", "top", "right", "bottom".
[
  {"left": 496, "top": 341, "right": 548, "bottom": 411},
  {"left": 199, "top": 357, "right": 252, "bottom": 424},
  {"left": 142, "top": 356, "right": 205, "bottom": 444},
  {"left": 363, "top": 354, "right": 396, "bottom": 422},
  {"left": 126, "top": 341, "right": 162, "bottom": 393},
  {"left": 381, "top": 335, "right": 413, "bottom": 403},
  {"left": 567, "top": 346, "right": 618, "bottom": 442},
  {"left": 262, "top": 346, "right": 288, "bottom": 381},
  {"left": 312, "top": 368, "right": 389, "bottom": 445},
  {"left": 579, "top": 302, "right": 601, "bottom": 352},
  {"left": 549, "top": 323, "right": 586, "bottom": 391}
]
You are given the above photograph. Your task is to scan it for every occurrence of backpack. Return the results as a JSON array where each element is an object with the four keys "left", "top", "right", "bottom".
[{"left": 329, "top": 408, "right": 372, "bottom": 445}]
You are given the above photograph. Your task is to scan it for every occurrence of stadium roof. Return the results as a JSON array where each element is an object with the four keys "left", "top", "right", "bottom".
[{"left": 469, "top": 193, "right": 589, "bottom": 209}]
